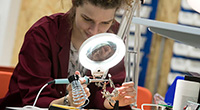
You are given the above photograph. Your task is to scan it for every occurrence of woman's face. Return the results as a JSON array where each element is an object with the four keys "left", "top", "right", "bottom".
[{"left": 73, "top": 2, "right": 116, "bottom": 40}]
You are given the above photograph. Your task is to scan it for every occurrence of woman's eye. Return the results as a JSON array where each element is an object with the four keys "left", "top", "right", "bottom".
[
  {"left": 102, "top": 22, "right": 110, "bottom": 24},
  {"left": 83, "top": 17, "right": 92, "bottom": 21}
]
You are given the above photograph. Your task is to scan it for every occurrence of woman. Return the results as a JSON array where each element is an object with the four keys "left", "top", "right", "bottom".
[{"left": 0, "top": 0, "right": 136, "bottom": 109}]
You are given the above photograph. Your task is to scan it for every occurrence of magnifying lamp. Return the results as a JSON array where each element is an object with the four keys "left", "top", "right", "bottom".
[{"left": 79, "top": 33, "right": 126, "bottom": 79}]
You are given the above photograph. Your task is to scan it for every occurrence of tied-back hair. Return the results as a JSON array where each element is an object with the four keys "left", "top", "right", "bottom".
[
  {"left": 63, "top": 0, "right": 133, "bottom": 29},
  {"left": 72, "top": 0, "right": 124, "bottom": 9}
]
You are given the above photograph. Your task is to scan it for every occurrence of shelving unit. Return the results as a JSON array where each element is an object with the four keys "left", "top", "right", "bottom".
[{"left": 168, "top": 0, "right": 200, "bottom": 86}]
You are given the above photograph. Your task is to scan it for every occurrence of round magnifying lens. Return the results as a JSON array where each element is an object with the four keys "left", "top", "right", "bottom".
[{"left": 79, "top": 33, "right": 125, "bottom": 78}]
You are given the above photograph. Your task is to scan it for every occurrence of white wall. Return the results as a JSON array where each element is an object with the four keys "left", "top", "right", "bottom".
[{"left": 0, "top": 0, "right": 21, "bottom": 66}]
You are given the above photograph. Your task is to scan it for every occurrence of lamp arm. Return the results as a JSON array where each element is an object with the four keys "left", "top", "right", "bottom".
[{"left": 117, "top": 0, "right": 142, "bottom": 109}]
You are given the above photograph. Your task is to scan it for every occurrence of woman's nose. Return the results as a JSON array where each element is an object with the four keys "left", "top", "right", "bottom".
[{"left": 88, "top": 24, "right": 99, "bottom": 36}]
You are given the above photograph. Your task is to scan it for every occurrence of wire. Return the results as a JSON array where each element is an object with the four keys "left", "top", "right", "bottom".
[
  {"left": 32, "top": 78, "right": 90, "bottom": 108},
  {"left": 33, "top": 83, "right": 49, "bottom": 106},
  {"left": 141, "top": 103, "right": 170, "bottom": 110},
  {"left": 141, "top": 104, "right": 159, "bottom": 110}
]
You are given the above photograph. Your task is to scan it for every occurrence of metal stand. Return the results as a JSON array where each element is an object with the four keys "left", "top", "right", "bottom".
[{"left": 117, "top": 0, "right": 142, "bottom": 109}]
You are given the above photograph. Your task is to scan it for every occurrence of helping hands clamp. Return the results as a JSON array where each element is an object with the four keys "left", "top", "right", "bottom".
[{"left": 101, "top": 74, "right": 119, "bottom": 105}]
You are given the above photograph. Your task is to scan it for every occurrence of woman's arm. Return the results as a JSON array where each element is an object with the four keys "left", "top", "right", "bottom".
[{"left": 16, "top": 27, "right": 60, "bottom": 107}]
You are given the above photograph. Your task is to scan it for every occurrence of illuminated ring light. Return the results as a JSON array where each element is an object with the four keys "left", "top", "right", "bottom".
[{"left": 79, "top": 33, "right": 125, "bottom": 76}]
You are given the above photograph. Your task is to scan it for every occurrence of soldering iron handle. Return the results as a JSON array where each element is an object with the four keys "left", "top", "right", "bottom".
[{"left": 54, "top": 76, "right": 90, "bottom": 84}]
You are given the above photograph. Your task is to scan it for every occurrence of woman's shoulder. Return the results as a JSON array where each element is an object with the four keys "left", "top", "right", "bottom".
[
  {"left": 24, "top": 12, "right": 72, "bottom": 41},
  {"left": 23, "top": 12, "right": 72, "bottom": 46},
  {"left": 29, "top": 13, "right": 68, "bottom": 31}
]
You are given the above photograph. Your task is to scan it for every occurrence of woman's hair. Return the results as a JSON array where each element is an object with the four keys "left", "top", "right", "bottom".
[
  {"left": 72, "top": 0, "right": 126, "bottom": 9},
  {"left": 66, "top": 0, "right": 133, "bottom": 24}
]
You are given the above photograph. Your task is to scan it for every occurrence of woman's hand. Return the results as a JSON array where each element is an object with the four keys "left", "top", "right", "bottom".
[
  {"left": 66, "top": 71, "right": 90, "bottom": 107},
  {"left": 49, "top": 71, "right": 90, "bottom": 107},
  {"left": 104, "top": 82, "right": 136, "bottom": 109}
]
